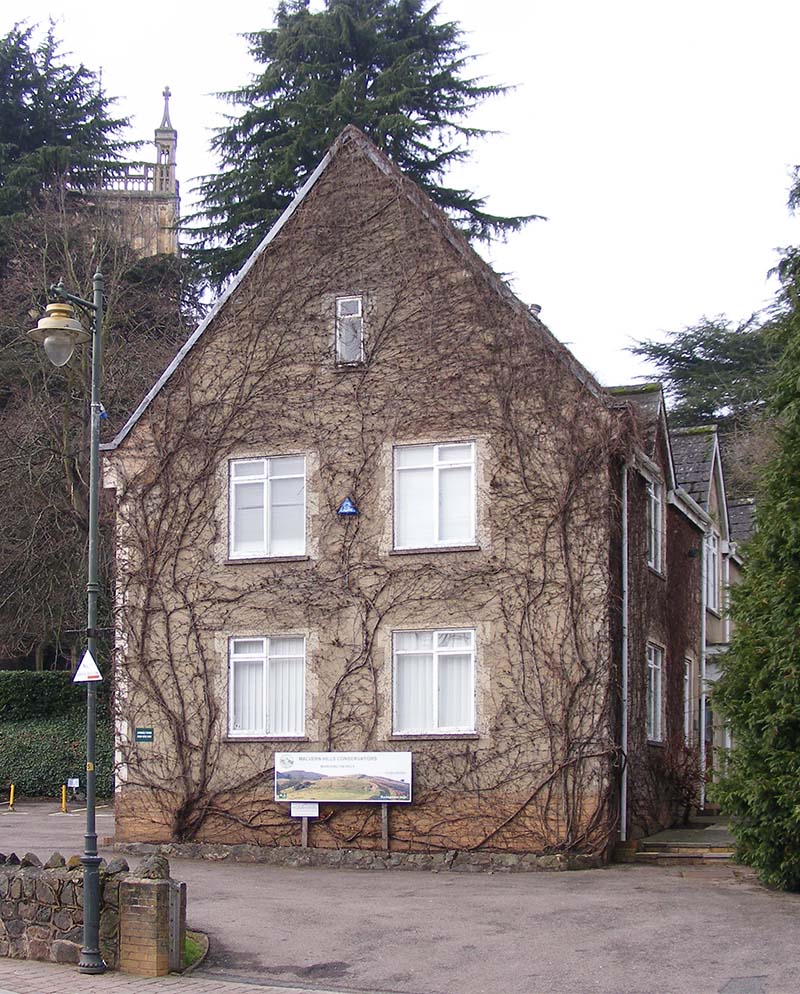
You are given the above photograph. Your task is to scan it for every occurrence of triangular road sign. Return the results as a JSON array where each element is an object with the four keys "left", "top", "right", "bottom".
[{"left": 73, "top": 649, "right": 102, "bottom": 683}]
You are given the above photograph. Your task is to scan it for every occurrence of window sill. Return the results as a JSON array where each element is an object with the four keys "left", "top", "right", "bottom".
[
  {"left": 390, "top": 732, "right": 480, "bottom": 741},
  {"left": 223, "top": 736, "right": 310, "bottom": 743},
  {"left": 706, "top": 606, "right": 722, "bottom": 619},
  {"left": 647, "top": 738, "right": 665, "bottom": 748},
  {"left": 334, "top": 361, "right": 366, "bottom": 371},
  {"left": 390, "top": 545, "right": 481, "bottom": 557},
  {"left": 225, "top": 555, "right": 310, "bottom": 565},
  {"left": 647, "top": 565, "right": 666, "bottom": 580}
]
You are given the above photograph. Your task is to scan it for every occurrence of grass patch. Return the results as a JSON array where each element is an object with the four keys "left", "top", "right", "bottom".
[{"left": 184, "top": 930, "right": 208, "bottom": 971}]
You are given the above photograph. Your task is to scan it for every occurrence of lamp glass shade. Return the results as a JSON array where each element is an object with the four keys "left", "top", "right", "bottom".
[{"left": 43, "top": 330, "right": 76, "bottom": 367}]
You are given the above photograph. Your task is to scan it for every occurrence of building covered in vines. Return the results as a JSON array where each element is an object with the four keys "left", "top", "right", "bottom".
[{"left": 102, "top": 127, "right": 742, "bottom": 856}]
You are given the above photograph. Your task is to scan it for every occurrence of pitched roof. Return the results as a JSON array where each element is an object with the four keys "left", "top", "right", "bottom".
[
  {"left": 607, "top": 383, "right": 664, "bottom": 451},
  {"left": 727, "top": 497, "right": 756, "bottom": 544},
  {"left": 102, "top": 126, "right": 604, "bottom": 452},
  {"left": 670, "top": 426, "right": 718, "bottom": 509}
]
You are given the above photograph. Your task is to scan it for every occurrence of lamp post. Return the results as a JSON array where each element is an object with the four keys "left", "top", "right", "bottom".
[{"left": 28, "top": 271, "right": 106, "bottom": 974}]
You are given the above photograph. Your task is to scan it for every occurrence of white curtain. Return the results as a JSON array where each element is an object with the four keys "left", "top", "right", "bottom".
[
  {"left": 269, "top": 476, "right": 305, "bottom": 555},
  {"left": 438, "top": 464, "right": 472, "bottom": 543},
  {"left": 233, "top": 481, "right": 265, "bottom": 554},
  {"left": 396, "top": 467, "right": 434, "bottom": 547},
  {"left": 438, "top": 653, "right": 472, "bottom": 729},
  {"left": 232, "top": 658, "right": 264, "bottom": 734},
  {"left": 395, "top": 652, "right": 434, "bottom": 732}
]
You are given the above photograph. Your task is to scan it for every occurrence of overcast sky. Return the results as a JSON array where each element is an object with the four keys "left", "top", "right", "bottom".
[{"left": 12, "top": 0, "right": 800, "bottom": 386}]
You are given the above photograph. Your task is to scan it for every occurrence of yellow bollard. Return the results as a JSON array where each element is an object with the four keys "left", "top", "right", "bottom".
[
  {"left": 8, "top": 783, "right": 14, "bottom": 810},
  {"left": 61, "top": 784, "right": 67, "bottom": 813}
]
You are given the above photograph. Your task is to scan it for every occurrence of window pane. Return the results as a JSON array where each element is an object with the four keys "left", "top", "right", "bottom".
[
  {"left": 233, "top": 460, "right": 265, "bottom": 478},
  {"left": 269, "top": 637, "right": 305, "bottom": 658},
  {"left": 395, "top": 631, "right": 434, "bottom": 652},
  {"left": 438, "top": 654, "right": 473, "bottom": 729},
  {"left": 337, "top": 315, "right": 362, "bottom": 362},
  {"left": 270, "top": 456, "right": 304, "bottom": 478},
  {"left": 337, "top": 297, "right": 361, "bottom": 317},
  {"left": 232, "top": 659, "right": 263, "bottom": 733},
  {"left": 233, "top": 482, "right": 265, "bottom": 553},
  {"left": 439, "top": 466, "right": 472, "bottom": 543},
  {"left": 437, "top": 630, "right": 473, "bottom": 649},
  {"left": 395, "top": 445, "right": 434, "bottom": 469},
  {"left": 438, "top": 444, "right": 473, "bottom": 464},
  {"left": 268, "top": 656, "right": 304, "bottom": 736},
  {"left": 395, "top": 653, "right": 434, "bottom": 732},
  {"left": 396, "top": 466, "right": 434, "bottom": 547},
  {"left": 270, "top": 476, "right": 304, "bottom": 555},
  {"left": 232, "top": 639, "right": 265, "bottom": 656}
]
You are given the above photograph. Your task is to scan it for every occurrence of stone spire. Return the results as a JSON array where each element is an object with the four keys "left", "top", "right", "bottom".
[{"left": 154, "top": 86, "right": 177, "bottom": 195}]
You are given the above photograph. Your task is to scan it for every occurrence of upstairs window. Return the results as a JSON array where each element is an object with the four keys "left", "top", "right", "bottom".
[
  {"left": 394, "top": 442, "right": 475, "bottom": 549},
  {"left": 683, "top": 658, "right": 692, "bottom": 744},
  {"left": 706, "top": 530, "right": 720, "bottom": 612},
  {"left": 229, "top": 456, "right": 305, "bottom": 559},
  {"left": 393, "top": 629, "right": 475, "bottom": 734},
  {"left": 336, "top": 295, "right": 363, "bottom": 364},
  {"left": 646, "top": 478, "right": 664, "bottom": 572},
  {"left": 646, "top": 642, "right": 664, "bottom": 742},
  {"left": 229, "top": 636, "right": 305, "bottom": 737}
]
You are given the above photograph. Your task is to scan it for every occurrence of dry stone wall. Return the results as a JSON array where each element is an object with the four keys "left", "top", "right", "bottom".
[
  {"left": 0, "top": 851, "right": 180, "bottom": 973},
  {"left": 0, "top": 850, "right": 127, "bottom": 966}
]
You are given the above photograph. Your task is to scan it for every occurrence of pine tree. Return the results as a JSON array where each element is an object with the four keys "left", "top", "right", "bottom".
[
  {"left": 631, "top": 316, "right": 783, "bottom": 434},
  {"left": 193, "top": 0, "right": 539, "bottom": 287},
  {"left": 0, "top": 23, "right": 131, "bottom": 260}
]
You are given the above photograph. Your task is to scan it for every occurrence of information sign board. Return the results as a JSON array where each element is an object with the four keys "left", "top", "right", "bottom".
[{"left": 275, "top": 752, "right": 412, "bottom": 804}]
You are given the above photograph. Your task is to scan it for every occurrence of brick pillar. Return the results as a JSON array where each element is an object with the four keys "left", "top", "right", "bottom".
[{"left": 118, "top": 877, "right": 171, "bottom": 976}]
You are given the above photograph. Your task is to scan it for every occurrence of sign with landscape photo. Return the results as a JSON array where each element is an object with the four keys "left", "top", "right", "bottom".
[{"left": 274, "top": 752, "right": 412, "bottom": 803}]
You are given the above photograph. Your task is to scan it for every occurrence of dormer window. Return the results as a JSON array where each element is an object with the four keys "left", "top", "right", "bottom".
[{"left": 336, "top": 296, "right": 363, "bottom": 364}]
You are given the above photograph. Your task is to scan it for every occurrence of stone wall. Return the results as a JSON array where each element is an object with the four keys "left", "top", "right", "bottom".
[
  {"left": 0, "top": 851, "right": 182, "bottom": 974},
  {"left": 0, "top": 851, "right": 128, "bottom": 967},
  {"left": 118, "top": 840, "right": 603, "bottom": 873}
]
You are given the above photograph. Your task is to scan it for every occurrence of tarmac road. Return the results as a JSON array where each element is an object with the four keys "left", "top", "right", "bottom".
[{"left": 1, "top": 800, "right": 799, "bottom": 994}]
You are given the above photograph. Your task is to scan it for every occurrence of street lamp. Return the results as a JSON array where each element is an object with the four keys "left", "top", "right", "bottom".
[{"left": 27, "top": 271, "right": 106, "bottom": 975}]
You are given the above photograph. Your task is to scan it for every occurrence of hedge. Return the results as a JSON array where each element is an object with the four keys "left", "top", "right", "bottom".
[
  {"left": 0, "top": 671, "right": 110, "bottom": 721},
  {"left": 0, "top": 715, "right": 114, "bottom": 797}
]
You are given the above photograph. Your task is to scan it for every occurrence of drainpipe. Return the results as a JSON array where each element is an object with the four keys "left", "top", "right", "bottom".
[
  {"left": 699, "top": 531, "right": 707, "bottom": 809},
  {"left": 723, "top": 551, "right": 731, "bottom": 643},
  {"left": 620, "top": 463, "right": 629, "bottom": 841}
]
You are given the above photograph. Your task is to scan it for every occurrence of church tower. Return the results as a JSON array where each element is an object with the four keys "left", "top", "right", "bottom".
[{"left": 96, "top": 87, "right": 181, "bottom": 258}]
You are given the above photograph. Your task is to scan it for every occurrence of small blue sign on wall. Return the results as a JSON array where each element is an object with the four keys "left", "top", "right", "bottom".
[
  {"left": 337, "top": 497, "right": 358, "bottom": 516},
  {"left": 135, "top": 727, "right": 154, "bottom": 743}
]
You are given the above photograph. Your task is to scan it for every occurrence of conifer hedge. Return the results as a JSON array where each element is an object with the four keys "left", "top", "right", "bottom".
[{"left": 712, "top": 320, "right": 800, "bottom": 891}]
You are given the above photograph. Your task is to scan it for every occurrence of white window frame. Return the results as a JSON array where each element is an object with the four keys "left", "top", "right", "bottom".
[
  {"left": 683, "top": 658, "right": 692, "bottom": 744},
  {"left": 646, "top": 477, "right": 664, "bottom": 572},
  {"left": 705, "top": 530, "right": 720, "bottom": 613},
  {"left": 335, "top": 295, "right": 364, "bottom": 364},
  {"left": 228, "top": 456, "right": 306, "bottom": 559},
  {"left": 228, "top": 636, "right": 306, "bottom": 738},
  {"left": 392, "top": 628, "right": 476, "bottom": 734},
  {"left": 646, "top": 642, "right": 664, "bottom": 742},
  {"left": 393, "top": 441, "right": 476, "bottom": 550}
]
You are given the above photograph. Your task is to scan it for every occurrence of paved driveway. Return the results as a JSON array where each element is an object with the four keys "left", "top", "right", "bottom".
[{"left": 1, "top": 801, "right": 798, "bottom": 994}]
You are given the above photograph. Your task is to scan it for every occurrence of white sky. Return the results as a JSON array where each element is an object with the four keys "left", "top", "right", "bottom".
[{"left": 11, "top": 0, "right": 800, "bottom": 386}]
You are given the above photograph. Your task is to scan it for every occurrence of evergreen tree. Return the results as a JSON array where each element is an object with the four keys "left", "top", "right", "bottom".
[
  {"left": 0, "top": 25, "right": 198, "bottom": 666},
  {"left": 631, "top": 315, "right": 783, "bottom": 434},
  {"left": 0, "top": 23, "right": 131, "bottom": 260},
  {"left": 193, "top": 0, "right": 539, "bottom": 287},
  {"left": 711, "top": 297, "right": 800, "bottom": 890}
]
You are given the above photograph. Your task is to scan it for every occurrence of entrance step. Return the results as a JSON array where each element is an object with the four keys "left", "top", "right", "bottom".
[{"left": 614, "top": 822, "right": 735, "bottom": 865}]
